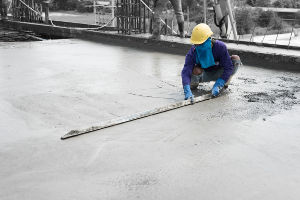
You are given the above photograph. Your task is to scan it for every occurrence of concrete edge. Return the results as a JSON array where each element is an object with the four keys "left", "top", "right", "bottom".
[
  {"left": 217, "top": 38, "right": 300, "bottom": 51},
  {"left": 1, "top": 20, "right": 300, "bottom": 72}
]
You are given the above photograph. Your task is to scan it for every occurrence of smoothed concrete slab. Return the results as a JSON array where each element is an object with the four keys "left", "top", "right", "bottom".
[{"left": 1, "top": 39, "right": 300, "bottom": 200}]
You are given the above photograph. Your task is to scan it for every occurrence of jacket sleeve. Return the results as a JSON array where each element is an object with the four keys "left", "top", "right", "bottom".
[
  {"left": 219, "top": 44, "right": 234, "bottom": 82},
  {"left": 181, "top": 47, "right": 195, "bottom": 86}
]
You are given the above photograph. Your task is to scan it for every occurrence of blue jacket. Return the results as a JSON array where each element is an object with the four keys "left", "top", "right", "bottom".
[{"left": 181, "top": 40, "right": 233, "bottom": 86}]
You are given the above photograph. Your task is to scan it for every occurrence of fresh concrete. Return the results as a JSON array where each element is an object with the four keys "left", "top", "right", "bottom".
[{"left": 1, "top": 39, "right": 300, "bottom": 200}]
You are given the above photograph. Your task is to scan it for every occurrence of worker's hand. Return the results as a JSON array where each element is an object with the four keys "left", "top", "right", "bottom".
[
  {"left": 212, "top": 78, "right": 225, "bottom": 97},
  {"left": 183, "top": 85, "right": 194, "bottom": 103}
]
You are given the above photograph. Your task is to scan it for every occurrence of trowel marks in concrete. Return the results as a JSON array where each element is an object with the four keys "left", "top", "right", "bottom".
[
  {"left": 239, "top": 74, "right": 300, "bottom": 110},
  {"left": 190, "top": 66, "right": 300, "bottom": 121}
]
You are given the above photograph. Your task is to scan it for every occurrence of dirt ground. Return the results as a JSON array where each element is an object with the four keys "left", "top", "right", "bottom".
[{"left": 0, "top": 39, "right": 300, "bottom": 200}]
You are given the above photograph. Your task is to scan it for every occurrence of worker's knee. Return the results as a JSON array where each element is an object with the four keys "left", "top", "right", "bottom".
[
  {"left": 231, "top": 55, "right": 242, "bottom": 67},
  {"left": 192, "top": 65, "right": 203, "bottom": 75},
  {"left": 231, "top": 55, "right": 242, "bottom": 75},
  {"left": 231, "top": 55, "right": 240, "bottom": 61},
  {"left": 224, "top": 55, "right": 242, "bottom": 87},
  {"left": 190, "top": 83, "right": 198, "bottom": 90},
  {"left": 190, "top": 73, "right": 202, "bottom": 90}
]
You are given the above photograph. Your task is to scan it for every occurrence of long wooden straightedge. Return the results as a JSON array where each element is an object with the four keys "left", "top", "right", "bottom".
[{"left": 61, "top": 94, "right": 212, "bottom": 140}]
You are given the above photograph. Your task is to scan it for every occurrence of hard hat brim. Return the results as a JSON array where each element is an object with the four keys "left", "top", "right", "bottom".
[{"left": 190, "top": 30, "right": 213, "bottom": 44}]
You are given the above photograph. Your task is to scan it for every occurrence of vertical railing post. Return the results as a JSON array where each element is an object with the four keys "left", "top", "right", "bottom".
[
  {"left": 143, "top": 0, "right": 146, "bottom": 33},
  {"left": 164, "top": 18, "right": 167, "bottom": 35},
  {"left": 43, "top": 1, "right": 49, "bottom": 24},
  {"left": 203, "top": 0, "right": 207, "bottom": 24},
  {"left": 111, "top": 0, "right": 115, "bottom": 27}
]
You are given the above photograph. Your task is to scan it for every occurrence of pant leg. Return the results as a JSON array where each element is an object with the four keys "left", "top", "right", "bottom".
[
  {"left": 152, "top": 0, "right": 168, "bottom": 37},
  {"left": 201, "top": 68, "right": 224, "bottom": 83},
  {"left": 200, "top": 56, "right": 242, "bottom": 83},
  {"left": 225, "top": 57, "right": 242, "bottom": 86},
  {"left": 190, "top": 74, "right": 202, "bottom": 90},
  {"left": 169, "top": 0, "right": 184, "bottom": 24},
  {"left": 0, "top": 0, "right": 3, "bottom": 17},
  {"left": 1, "top": 0, "right": 7, "bottom": 18}
]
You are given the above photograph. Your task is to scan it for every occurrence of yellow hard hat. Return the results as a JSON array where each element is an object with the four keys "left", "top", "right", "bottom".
[{"left": 190, "top": 23, "right": 213, "bottom": 44}]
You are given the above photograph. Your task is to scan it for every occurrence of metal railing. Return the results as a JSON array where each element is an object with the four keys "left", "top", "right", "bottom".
[
  {"left": 11, "top": 0, "right": 43, "bottom": 23},
  {"left": 116, "top": 0, "right": 177, "bottom": 35}
]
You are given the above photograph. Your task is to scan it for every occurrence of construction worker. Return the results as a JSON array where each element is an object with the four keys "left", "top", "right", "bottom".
[
  {"left": 181, "top": 23, "right": 241, "bottom": 101},
  {"left": 151, "top": 0, "right": 184, "bottom": 39}
]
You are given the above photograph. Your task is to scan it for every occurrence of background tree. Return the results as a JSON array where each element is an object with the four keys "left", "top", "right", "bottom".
[
  {"left": 296, "top": 11, "right": 300, "bottom": 25},
  {"left": 235, "top": 8, "right": 255, "bottom": 34},
  {"left": 246, "top": 0, "right": 256, "bottom": 7},
  {"left": 256, "top": 10, "right": 275, "bottom": 27},
  {"left": 255, "top": 0, "right": 270, "bottom": 7},
  {"left": 234, "top": 0, "right": 247, "bottom": 7},
  {"left": 272, "top": 0, "right": 296, "bottom": 8},
  {"left": 272, "top": 0, "right": 282, "bottom": 7},
  {"left": 247, "top": 0, "right": 271, "bottom": 7},
  {"left": 51, "top": 0, "right": 77, "bottom": 10},
  {"left": 269, "top": 14, "right": 284, "bottom": 30}
]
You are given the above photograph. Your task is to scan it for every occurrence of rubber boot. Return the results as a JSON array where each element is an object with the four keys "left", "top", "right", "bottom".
[{"left": 178, "top": 22, "right": 185, "bottom": 38}]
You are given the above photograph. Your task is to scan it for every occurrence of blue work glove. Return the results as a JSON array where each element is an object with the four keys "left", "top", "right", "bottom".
[
  {"left": 183, "top": 85, "right": 194, "bottom": 102},
  {"left": 212, "top": 78, "right": 225, "bottom": 97}
]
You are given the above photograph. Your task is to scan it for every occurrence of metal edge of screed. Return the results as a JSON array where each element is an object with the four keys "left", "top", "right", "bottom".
[{"left": 61, "top": 94, "right": 212, "bottom": 140}]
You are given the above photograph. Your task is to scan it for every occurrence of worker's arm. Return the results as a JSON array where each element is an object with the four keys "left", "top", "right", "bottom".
[
  {"left": 219, "top": 42, "right": 234, "bottom": 82},
  {"left": 181, "top": 47, "right": 195, "bottom": 101},
  {"left": 212, "top": 41, "right": 234, "bottom": 96},
  {"left": 181, "top": 47, "right": 195, "bottom": 86}
]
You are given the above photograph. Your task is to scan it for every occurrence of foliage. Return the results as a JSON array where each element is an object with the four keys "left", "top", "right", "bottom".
[
  {"left": 246, "top": 0, "right": 256, "bottom": 6},
  {"left": 269, "top": 14, "right": 284, "bottom": 30},
  {"left": 182, "top": 0, "right": 199, "bottom": 11},
  {"left": 256, "top": 10, "right": 275, "bottom": 27},
  {"left": 272, "top": 0, "right": 299, "bottom": 8},
  {"left": 51, "top": 0, "right": 78, "bottom": 10},
  {"left": 296, "top": 11, "right": 300, "bottom": 25},
  {"left": 50, "top": 0, "right": 93, "bottom": 12},
  {"left": 76, "top": 1, "right": 93, "bottom": 13},
  {"left": 246, "top": 0, "right": 271, "bottom": 7},
  {"left": 235, "top": 8, "right": 255, "bottom": 34},
  {"left": 234, "top": 0, "right": 247, "bottom": 7},
  {"left": 255, "top": 0, "right": 271, "bottom": 7}
]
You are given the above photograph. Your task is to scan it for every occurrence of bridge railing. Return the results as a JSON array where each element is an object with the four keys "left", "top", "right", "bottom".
[{"left": 11, "top": 0, "right": 43, "bottom": 23}]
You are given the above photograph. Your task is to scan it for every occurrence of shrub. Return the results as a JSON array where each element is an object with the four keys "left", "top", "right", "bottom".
[
  {"left": 246, "top": 0, "right": 270, "bottom": 7},
  {"left": 246, "top": 0, "right": 256, "bottom": 6},
  {"left": 282, "top": 1, "right": 293, "bottom": 8},
  {"left": 76, "top": 2, "right": 87, "bottom": 13},
  {"left": 256, "top": 0, "right": 271, "bottom": 7},
  {"left": 51, "top": 0, "right": 78, "bottom": 10},
  {"left": 256, "top": 10, "right": 275, "bottom": 27},
  {"left": 66, "top": 0, "right": 77, "bottom": 10},
  {"left": 76, "top": 1, "right": 93, "bottom": 13},
  {"left": 272, "top": 0, "right": 282, "bottom": 7},
  {"left": 272, "top": 0, "right": 294, "bottom": 8},
  {"left": 295, "top": 11, "right": 300, "bottom": 25},
  {"left": 269, "top": 14, "right": 283, "bottom": 30},
  {"left": 235, "top": 8, "right": 255, "bottom": 34}
]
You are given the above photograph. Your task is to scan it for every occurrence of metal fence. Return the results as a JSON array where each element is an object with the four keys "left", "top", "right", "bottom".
[
  {"left": 223, "top": 18, "right": 300, "bottom": 48},
  {"left": 11, "top": 0, "right": 43, "bottom": 23}
]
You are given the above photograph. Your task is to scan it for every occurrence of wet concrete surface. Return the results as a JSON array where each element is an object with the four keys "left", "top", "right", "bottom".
[{"left": 1, "top": 39, "right": 300, "bottom": 200}]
